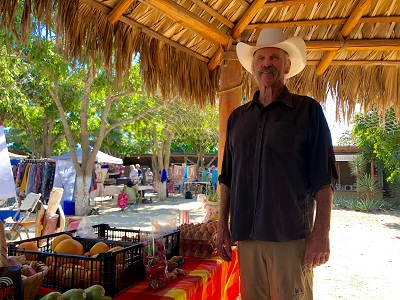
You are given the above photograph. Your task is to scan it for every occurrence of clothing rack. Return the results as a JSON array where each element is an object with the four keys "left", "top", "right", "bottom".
[{"left": 22, "top": 158, "right": 55, "bottom": 163}]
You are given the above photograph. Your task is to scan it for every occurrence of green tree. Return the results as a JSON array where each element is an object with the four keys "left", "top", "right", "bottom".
[
  {"left": 0, "top": 26, "right": 164, "bottom": 215},
  {"left": 353, "top": 108, "right": 400, "bottom": 182},
  {"left": 348, "top": 154, "right": 367, "bottom": 194}
]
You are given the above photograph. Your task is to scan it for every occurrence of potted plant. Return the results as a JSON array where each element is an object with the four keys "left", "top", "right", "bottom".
[{"left": 202, "top": 186, "right": 220, "bottom": 222}]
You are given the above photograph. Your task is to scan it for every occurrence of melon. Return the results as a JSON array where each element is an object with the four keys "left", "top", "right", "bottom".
[
  {"left": 18, "top": 241, "right": 38, "bottom": 260},
  {"left": 89, "top": 242, "right": 109, "bottom": 256},
  {"left": 54, "top": 239, "right": 84, "bottom": 256},
  {"left": 51, "top": 234, "right": 72, "bottom": 251}
]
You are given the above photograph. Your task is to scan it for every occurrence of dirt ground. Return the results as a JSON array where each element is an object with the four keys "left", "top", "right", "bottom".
[{"left": 313, "top": 207, "right": 400, "bottom": 300}]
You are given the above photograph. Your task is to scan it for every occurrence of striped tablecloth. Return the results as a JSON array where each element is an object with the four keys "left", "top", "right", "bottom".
[{"left": 115, "top": 249, "right": 239, "bottom": 300}]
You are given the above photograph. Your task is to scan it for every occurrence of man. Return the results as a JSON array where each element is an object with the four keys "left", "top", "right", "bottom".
[
  {"left": 216, "top": 27, "right": 338, "bottom": 300},
  {"left": 136, "top": 164, "right": 143, "bottom": 184}
]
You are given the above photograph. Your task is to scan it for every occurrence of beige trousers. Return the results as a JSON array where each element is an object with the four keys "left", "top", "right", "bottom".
[{"left": 238, "top": 239, "right": 313, "bottom": 300}]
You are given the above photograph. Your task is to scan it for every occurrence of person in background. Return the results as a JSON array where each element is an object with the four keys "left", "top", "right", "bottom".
[
  {"left": 123, "top": 180, "right": 139, "bottom": 205},
  {"left": 136, "top": 164, "right": 143, "bottom": 184},
  {"left": 119, "top": 165, "right": 125, "bottom": 178},
  {"left": 129, "top": 165, "right": 138, "bottom": 182},
  {"left": 145, "top": 168, "right": 153, "bottom": 185},
  {"left": 211, "top": 166, "right": 218, "bottom": 193},
  {"left": 201, "top": 168, "right": 209, "bottom": 183},
  {"left": 217, "top": 27, "right": 338, "bottom": 300}
]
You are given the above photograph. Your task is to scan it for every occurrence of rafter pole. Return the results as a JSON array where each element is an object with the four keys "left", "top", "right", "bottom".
[
  {"left": 142, "top": 0, "right": 231, "bottom": 45},
  {"left": 108, "top": 0, "right": 135, "bottom": 24},
  {"left": 247, "top": 15, "right": 400, "bottom": 30},
  {"left": 307, "top": 60, "right": 400, "bottom": 66},
  {"left": 191, "top": 0, "right": 234, "bottom": 28},
  {"left": 209, "top": 0, "right": 266, "bottom": 70},
  {"left": 263, "top": 0, "right": 333, "bottom": 9},
  {"left": 231, "top": 0, "right": 266, "bottom": 40},
  {"left": 316, "top": 0, "right": 372, "bottom": 75}
]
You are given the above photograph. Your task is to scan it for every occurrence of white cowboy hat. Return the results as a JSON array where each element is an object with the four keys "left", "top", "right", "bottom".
[{"left": 236, "top": 28, "right": 306, "bottom": 78}]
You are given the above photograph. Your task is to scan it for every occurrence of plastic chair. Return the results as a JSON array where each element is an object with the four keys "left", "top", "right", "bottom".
[{"left": 4, "top": 192, "right": 41, "bottom": 241}]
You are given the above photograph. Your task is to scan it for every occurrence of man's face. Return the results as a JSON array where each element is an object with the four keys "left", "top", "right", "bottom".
[{"left": 252, "top": 47, "right": 290, "bottom": 87}]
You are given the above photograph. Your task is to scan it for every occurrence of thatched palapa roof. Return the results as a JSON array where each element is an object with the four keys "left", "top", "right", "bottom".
[{"left": 1, "top": 0, "right": 400, "bottom": 118}]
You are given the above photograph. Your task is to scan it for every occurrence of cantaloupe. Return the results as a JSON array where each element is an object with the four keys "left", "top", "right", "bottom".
[
  {"left": 18, "top": 241, "right": 38, "bottom": 260},
  {"left": 62, "top": 266, "right": 86, "bottom": 289},
  {"left": 89, "top": 242, "right": 109, "bottom": 256},
  {"left": 108, "top": 246, "right": 124, "bottom": 263},
  {"left": 54, "top": 239, "right": 84, "bottom": 256},
  {"left": 51, "top": 234, "right": 73, "bottom": 251}
]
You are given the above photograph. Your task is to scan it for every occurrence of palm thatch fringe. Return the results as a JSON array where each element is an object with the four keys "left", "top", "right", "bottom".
[{"left": 0, "top": 0, "right": 400, "bottom": 120}]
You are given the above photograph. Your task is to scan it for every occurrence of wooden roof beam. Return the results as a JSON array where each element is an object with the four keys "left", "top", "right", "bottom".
[
  {"left": 306, "top": 39, "right": 400, "bottom": 51},
  {"left": 316, "top": 0, "right": 372, "bottom": 75},
  {"left": 190, "top": 0, "right": 234, "bottom": 28},
  {"left": 307, "top": 60, "right": 400, "bottom": 66},
  {"left": 108, "top": 0, "right": 135, "bottom": 24},
  {"left": 263, "top": 0, "right": 334, "bottom": 9},
  {"left": 141, "top": 0, "right": 231, "bottom": 45},
  {"left": 247, "top": 15, "right": 400, "bottom": 29},
  {"left": 231, "top": 0, "right": 267, "bottom": 40},
  {"left": 209, "top": 0, "right": 266, "bottom": 70},
  {"left": 217, "top": 38, "right": 400, "bottom": 59}
]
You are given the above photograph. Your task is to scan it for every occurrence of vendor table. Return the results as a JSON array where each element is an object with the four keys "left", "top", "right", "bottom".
[
  {"left": 104, "top": 185, "right": 124, "bottom": 196},
  {"left": 115, "top": 250, "right": 239, "bottom": 300},
  {"left": 183, "top": 182, "right": 210, "bottom": 195}
]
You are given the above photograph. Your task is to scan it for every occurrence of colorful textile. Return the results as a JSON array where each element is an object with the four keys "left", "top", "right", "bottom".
[
  {"left": 117, "top": 193, "right": 129, "bottom": 209},
  {"left": 114, "top": 249, "right": 239, "bottom": 300}
]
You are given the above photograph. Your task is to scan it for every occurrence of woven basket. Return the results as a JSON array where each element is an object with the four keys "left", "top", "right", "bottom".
[
  {"left": 22, "top": 262, "right": 49, "bottom": 300},
  {"left": 0, "top": 221, "right": 48, "bottom": 300}
]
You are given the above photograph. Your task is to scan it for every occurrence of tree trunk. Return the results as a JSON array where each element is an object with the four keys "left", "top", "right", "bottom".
[
  {"left": 74, "top": 173, "right": 92, "bottom": 216},
  {"left": 157, "top": 181, "right": 167, "bottom": 201}
]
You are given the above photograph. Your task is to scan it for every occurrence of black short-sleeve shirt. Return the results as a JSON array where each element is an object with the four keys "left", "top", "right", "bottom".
[{"left": 219, "top": 87, "right": 338, "bottom": 242}]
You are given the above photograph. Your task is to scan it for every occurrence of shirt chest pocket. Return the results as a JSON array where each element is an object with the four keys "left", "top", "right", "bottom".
[{"left": 264, "top": 122, "right": 306, "bottom": 152}]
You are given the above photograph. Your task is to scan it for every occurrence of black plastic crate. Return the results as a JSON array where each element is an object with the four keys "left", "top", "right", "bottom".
[
  {"left": 70, "top": 224, "right": 180, "bottom": 260},
  {"left": 7, "top": 232, "right": 145, "bottom": 297}
]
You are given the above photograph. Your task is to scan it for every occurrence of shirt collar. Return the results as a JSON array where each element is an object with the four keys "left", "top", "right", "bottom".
[{"left": 247, "top": 86, "right": 294, "bottom": 110}]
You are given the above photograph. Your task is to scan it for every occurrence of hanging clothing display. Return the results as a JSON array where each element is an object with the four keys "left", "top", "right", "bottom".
[{"left": 14, "top": 160, "right": 56, "bottom": 202}]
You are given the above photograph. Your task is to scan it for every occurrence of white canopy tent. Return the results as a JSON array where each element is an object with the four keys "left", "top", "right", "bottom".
[
  {"left": 0, "top": 121, "right": 17, "bottom": 200},
  {"left": 51, "top": 148, "right": 123, "bottom": 164},
  {"left": 8, "top": 151, "right": 29, "bottom": 160}
]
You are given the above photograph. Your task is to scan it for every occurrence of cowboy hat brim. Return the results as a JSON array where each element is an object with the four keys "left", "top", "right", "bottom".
[{"left": 236, "top": 36, "right": 306, "bottom": 79}]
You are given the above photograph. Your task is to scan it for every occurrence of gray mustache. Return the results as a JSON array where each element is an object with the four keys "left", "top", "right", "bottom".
[{"left": 260, "top": 66, "right": 277, "bottom": 74}]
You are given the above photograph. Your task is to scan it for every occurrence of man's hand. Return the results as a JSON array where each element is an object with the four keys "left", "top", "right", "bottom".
[
  {"left": 304, "top": 231, "right": 330, "bottom": 268},
  {"left": 216, "top": 225, "right": 232, "bottom": 262}
]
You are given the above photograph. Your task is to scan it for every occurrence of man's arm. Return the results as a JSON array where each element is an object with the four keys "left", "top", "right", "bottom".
[
  {"left": 216, "top": 182, "right": 232, "bottom": 262},
  {"left": 304, "top": 184, "right": 333, "bottom": 268}
]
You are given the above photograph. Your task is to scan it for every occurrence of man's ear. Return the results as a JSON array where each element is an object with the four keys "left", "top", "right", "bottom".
[{"left": 284, "top": 58, "right": 291, "bottom": 74}]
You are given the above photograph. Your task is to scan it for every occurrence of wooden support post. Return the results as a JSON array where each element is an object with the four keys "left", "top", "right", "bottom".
[{"left": 218, "top": 59, "right": 243, "bottom": 177}]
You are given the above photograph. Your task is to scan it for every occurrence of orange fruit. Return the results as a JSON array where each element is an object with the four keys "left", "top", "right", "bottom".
[
  {"left": 84, "top": 254, "right": 102, "bottom": 270},
  {"left": 54, "top": 239, "right": 84, "bottom": 255},
  {"left": 62, "top": 266, "right": 86, "bottom": 289},
  {"left": 109, "top": 246, "right": 124, "bottom": 263},
  {"left": 83, "top": 269, "right": 102, "bottom": 288},
  {"left": 18, "top": 242, "right": 38, "bottom": 261},
  {"left": 51, "top": 234, "right": 72, "bottom": 251},
  {"left": 89, "top": 242, "right": 109, "bottom": 256}
]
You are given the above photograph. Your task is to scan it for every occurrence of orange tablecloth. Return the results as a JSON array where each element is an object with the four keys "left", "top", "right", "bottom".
[{"left": 115, "top": 250, "right": 239, "bottom": 300}]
